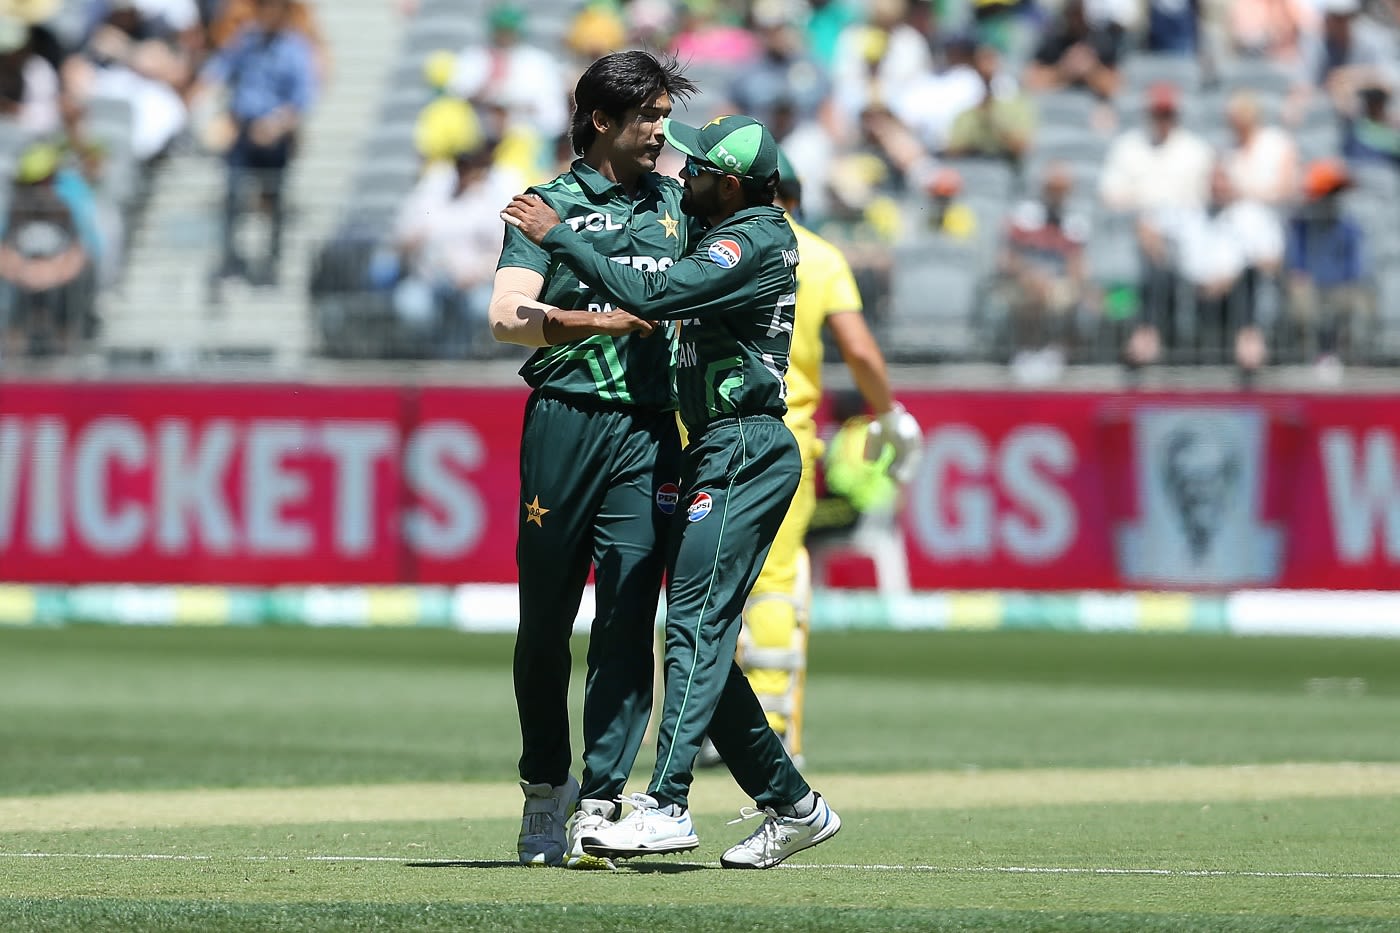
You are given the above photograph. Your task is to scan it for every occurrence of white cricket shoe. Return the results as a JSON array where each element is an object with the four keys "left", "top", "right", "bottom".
[
  {"left": 517, "top": 775, "right": 579, "bottom": 866},
  {"left": 579, "top": 793, "right": 699, "bottom": 860},
  {"left": 565, "top": 798, "right": 618, "bottom": 870},
  {"left": 719, "top": 792, "right": 841, "bottom": 869}
]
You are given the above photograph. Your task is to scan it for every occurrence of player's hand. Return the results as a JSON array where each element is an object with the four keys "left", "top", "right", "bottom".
[
  {"left": 866, "top": 402, "right": 923, "bottom": 485},
  {"left": 594, "top": 310, "right": 656, "bottom": 337},
  {"left": 500, "top": 193, "right": 561, "bottom": 245}
]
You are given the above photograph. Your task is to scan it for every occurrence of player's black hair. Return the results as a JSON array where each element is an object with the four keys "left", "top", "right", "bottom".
[
  {"left": 571, "top": 50, "right": 698, "bottom": 156},
  {"left": 739, "top": 173, "right": 779, "bottom": 207}
]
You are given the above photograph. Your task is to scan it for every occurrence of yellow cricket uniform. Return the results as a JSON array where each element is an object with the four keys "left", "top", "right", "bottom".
[{"left": 742, "top": 215, "right": 864, "bottom": 751}]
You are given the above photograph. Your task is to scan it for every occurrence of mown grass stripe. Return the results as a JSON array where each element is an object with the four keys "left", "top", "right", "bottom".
[
  {"left": 4, "top": 852, "right": 1398, "bottom": 882},
  {"left": 4, "top": 763, "right": 1399, "bottom": 833}
]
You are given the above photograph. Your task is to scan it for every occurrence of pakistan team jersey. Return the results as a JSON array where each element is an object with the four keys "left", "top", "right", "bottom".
[
  {"left": 543, "top": 204, "right": 799, "bottom": 435},
  {"left": 498, "top": 160, "right": 691, "bottom": 411},
  {"left": 783, "top": 216, "right": 863, "bottom": 438}
]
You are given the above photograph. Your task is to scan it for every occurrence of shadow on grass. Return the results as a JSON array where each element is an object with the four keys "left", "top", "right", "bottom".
[{"left": 403, "top": 859, "right": 707, "bottom": 873}]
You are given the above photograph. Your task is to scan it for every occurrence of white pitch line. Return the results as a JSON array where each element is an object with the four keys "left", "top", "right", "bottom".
[{"left": 4, "top": 852, "right": 1399, "bottom": 880}]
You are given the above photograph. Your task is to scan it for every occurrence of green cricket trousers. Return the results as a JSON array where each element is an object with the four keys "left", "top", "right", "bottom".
[
  {"left": 650, "top": 414, "right": 811, "bottom": 811},
  {"left": 514, "top": 391, "right": 681, "bottom": 803}
]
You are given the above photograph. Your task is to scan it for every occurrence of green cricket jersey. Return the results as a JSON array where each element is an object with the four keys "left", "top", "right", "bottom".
[
  {"left": 498, "top": 160, "right": 692, "bottom": 411},
  {"left": 542, "top": 205, "right": 799, "bottom": 435}
]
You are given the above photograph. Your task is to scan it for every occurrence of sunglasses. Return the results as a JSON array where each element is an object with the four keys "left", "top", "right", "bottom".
[{"left": 683, "top": 157, "right": 731, "bottom": 179}]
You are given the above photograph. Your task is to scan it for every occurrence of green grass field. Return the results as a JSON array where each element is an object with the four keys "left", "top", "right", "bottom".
[{"left": 2, "top": 626, "right": 1398, "bottom": 932}]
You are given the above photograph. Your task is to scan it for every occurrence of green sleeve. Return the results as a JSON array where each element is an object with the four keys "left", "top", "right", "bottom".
[
  {"left": 542, "top": 224, "right": 759, "bottom": 321},
  {"left": 496, "top": 186, "right": 554, "bottom": 275}
]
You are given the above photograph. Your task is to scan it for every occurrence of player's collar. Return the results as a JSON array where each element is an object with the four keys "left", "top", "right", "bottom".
[{"left": 572, "top": 159, "right": 659, "bottom": 200}]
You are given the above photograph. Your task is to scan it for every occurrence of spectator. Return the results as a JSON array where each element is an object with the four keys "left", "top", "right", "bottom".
[
  {"left": 84, "top": 0, "right": 202, "bottom": 42},
  {"left": 415, "top": 50, "right": 481, "bottom": 167},
  {"left": 563, "top": 0, "right": 627, "bottom": 79},
  {"left": 1226, "top": 0, "right": 1315, "bottom": 64},
  {"left": 64, "top": 4, "right": 190, "bottom": 162},
  {"left": 1100, "top": 82, "right": 1213, "bottom": 212},
  {"left": 1337, "top": 73, "right": 1400, "bottom": 171},
  {"left": 475, "top": 91, "right": 551, "bottom": 186},
  {"left": 197, "top": 0, "right": 317, "bottom": 285},
  {"left": 1085, "top": 0, "right": 1140, "bottom": 33},
  {"left": 0, "top": 142, "right": 98, "bottom": 358},
  {"left": 830, "top": 0, "right": 933, "bottom": 138},
  {"left": 1145, "top": 0, "right": 1203, "bottom": 55},
  {"left": 771, "top": 96, "right": 837, "bottom": 224},
  {"left": 1286, "top": 158, "right": 1371, "bottom": 382},
  {"left": 998, "top": 162, "right": 1090, "bottom": 384},
  {"left": 209, "top": 0, "right": 329, "bottom": 81},
  {"left": 945, "top": 43, "right": 1034, "bottom": 165},
  {"left": 1302, "top": 0, "right": 1394, "bottom": 95},
  {"left": 823, "top": 106, "right": 911, "bottom": 242},
  {"left": 971, "top": 0, "right": 1039, "bottom": 56},
  {"left": 729, "top": 0, "right": 828, "bottom": 128},
  {"left": 1221, "top": 91, "right": 1300, "bottom": 205},
  {"left": 889, "top": 36, "right": 984, "bottom": 157},
  {"left": 0, "top": 13, "right": 62, "bottom": 135},
  {"left": 1024, "top": 0, "right": 1124, "bottom": 100},
  {"left": 624, "top": 0, "right": 677, "bottom": 49},
  {"left": 669, "top": 0, "right": 760, "bottom": 67},
  {"left": 390, "top": 134, "right": 515, "bottom": 358},
  {"left": 82, "top": 0, "right": 201, "bottom": 89},
  {"left": 805, "top": 0, "right": 859, "bottom": 70},
  {"left": 1132, "top": 162, "right": 1283, "bottom": 382},
  {"left": 447, "top": 3, "right": 567, "bottom": 143},
  {"left": 923, "top": 167, "right": 979, "bottom": 241}
]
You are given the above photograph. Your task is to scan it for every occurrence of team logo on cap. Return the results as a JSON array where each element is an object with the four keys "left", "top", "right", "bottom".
[
  {"left": 686, "top": 492, "right": 713, "bottom": 523},
  {"left": 656, "top": 482, "right": 680, "bottom": 514},
  {"left": 707, "top": 239, "right": 742, "bottom": 269}
]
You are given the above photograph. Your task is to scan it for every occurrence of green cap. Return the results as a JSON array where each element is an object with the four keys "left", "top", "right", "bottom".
[
  {"left": 663, "top": 114, "right": 781, "bottom": 181},
  {"left": 488, "top": 2, "right": 526, "bottom": 32}
]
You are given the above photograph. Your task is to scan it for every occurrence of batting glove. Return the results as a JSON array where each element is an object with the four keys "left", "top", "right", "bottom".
[{"left": 867, "top": 402, "right": 923, "bottom": 485}]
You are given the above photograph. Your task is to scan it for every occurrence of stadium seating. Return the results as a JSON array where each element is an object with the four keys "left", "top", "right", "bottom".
[{"left": 882, "top": 237, "right": 988, "bottom": 361}]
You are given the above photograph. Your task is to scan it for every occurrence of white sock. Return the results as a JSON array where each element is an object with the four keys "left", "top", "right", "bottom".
[{"left": 777, "top": 791, "right": 817, "bottom": 819}]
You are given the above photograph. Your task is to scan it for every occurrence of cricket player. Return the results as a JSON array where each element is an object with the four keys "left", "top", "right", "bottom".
[
  {"left": 487, "top": 50, "right": 699, "bottom": 870},
  {"left": 716, "top": 148, "right": 923, "bottom": 767},
  {"left": 503, "top": 114, "right": 841, "bottom": 870}
]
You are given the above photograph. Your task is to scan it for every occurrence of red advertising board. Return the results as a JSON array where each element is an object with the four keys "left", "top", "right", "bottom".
[
  {"left": 3, "top": 382, "right": 1400, "bottom": 590},
  {"left": 0, "top": 382, "right": 524, "bottom": 584}
]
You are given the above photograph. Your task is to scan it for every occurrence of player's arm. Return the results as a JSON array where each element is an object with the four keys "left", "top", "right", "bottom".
[
  {"left": 490, "top": 193, "right": 653, "bottom": 346},
  {"left": 827, "top": 311, "right": 895, "bottom": 415},
  {"left": 822, "top": 254, "right": 923, "bottom": 480},
  {"left": 544, "top": 230, "right": 759, "bottom": 320},
  {"left": 503, "top": 193, "right": 759, "bottom": 320},
  {"left": 488, "top": 266, "right": 653, "bottom": 344}
]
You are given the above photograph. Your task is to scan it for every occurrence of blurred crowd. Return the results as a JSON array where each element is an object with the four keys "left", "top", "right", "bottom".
[
  {"left": 372, "top": 0, "right": 1400, "bottom": 384},
  {"left": 0, "top": 0, "right": 323, "bottom": 361}
]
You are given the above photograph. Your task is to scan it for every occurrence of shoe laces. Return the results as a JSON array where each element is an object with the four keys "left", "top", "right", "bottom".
[
  {"left": 727, "top": 806, "right": 784, "bottom": 851},
  {"left": 613, "top": 792, "right": 663, "bottom": 821}
]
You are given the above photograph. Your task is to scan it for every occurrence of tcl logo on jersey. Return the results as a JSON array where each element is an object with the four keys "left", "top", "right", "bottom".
[
  {"left": 687, "top": 492, "right": 714, "bottom": 522},
  {"left": 656, "top": 483, "right": 679, "bottom": 514},
  {"left": 565, "top": 212, "right": 624, "bottom": 232},
  {"left": 707, "top": 240, "right": 742, "bottom": 268}
]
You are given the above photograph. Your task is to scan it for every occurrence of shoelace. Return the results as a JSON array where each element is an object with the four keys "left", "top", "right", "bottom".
[
  {"left": 612, "top": 792, "right": 663, "bottom": 819},
  {"left": 727, "top": 806, "right": 783, "bottom": 851}
]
